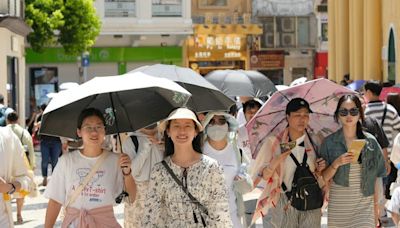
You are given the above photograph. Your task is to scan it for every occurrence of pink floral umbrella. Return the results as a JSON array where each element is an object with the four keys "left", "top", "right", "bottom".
[
  {"left": 246, "top": 78, "right": 356, "bottom": 224},
  {"left": 379, "top": 87, "right": 400, "bottom": 101},
  {"left": 246, "top": 78, "right": 356, "bottom": 159}
]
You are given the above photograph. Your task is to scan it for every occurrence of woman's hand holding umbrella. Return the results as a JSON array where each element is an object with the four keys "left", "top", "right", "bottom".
[{"left": 120, "top": 153, "right": 132, "bottom": 174}]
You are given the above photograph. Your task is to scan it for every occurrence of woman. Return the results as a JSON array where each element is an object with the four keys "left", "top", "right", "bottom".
[
  {"left": 320, "top": 94, "right": 386, "bottom": 227},
  {"left": 142, "top": 107, "right": 232, "bottom": 227},
  {"left": 44, "top": 108, "right": 136, "bottom": 228},
  {"left": 202, "top": 112, "right": 252, "bottom": 227}
]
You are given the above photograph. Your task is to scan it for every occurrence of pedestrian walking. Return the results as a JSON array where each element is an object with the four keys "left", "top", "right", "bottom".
[
  {"left": 35, "top": 104, "right": 62, "bottom": 186},
  {"left": 202, "top": 112, "right": 253, "bottom": 227},
  {"left": 142, "top": 107, "right": 232, "bottom": 227},
  {"left": 0, "top": 93, "right": 14, "bottom": 127},
  {"left": 320, "top": 94, "right": 386, "bottom": 227},
  {"left": 122, "top": 124, "right": 164, "bottom": 228},
  {"left": 363, "top": 81, "right": 400, "bottom": 199},
  {"left": 0, "top": 127, "right": 32, "bottom": 227},
  {"left": 251, "top": 98, "right": 326, "bottom": 228},
  {"left": 44, "top": 108, "right": 137, "bottom": 228},
  {"left": 6, "top": 111, "right": 37, "bottom": 224}
]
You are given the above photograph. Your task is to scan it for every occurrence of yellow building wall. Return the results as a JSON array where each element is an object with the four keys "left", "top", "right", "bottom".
[
  {"left": 381, "top": 0, "right": 400, "bottom": 83},
  {"left": 328, "top": 0, "right": 388, "bottom": 82}
]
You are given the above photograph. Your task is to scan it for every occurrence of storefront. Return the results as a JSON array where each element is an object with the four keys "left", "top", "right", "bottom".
[
  {"left": 184, "top": 24, "right": 262, "bottom": 75},
  {"left": 26, "top": 46, "right": 182, "bottom": 113},
  {"left": 249, "top": 50, "right": 285, "bottom": 85}
]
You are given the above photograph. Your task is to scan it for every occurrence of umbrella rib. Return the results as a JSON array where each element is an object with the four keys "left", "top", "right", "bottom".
[{"left": 302, "top": 80, "right": 317, "bottom": 99}]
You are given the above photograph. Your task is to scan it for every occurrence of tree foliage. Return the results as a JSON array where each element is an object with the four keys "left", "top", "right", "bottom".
[{"left": 25, "top": 0, "right": 101, "bottom": 56}]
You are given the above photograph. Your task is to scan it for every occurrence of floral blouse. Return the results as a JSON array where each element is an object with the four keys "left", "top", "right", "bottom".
[{"left": 142, "top": 155, "right": 232, "bottom": 227}]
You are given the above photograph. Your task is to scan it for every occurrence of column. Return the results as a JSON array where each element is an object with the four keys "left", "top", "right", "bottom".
[
  {"left": 334, "top": 0, "right": 349, "bottom": 82},
  {"left": 349, "top": 0, "right": 364, "bottom": 80},
  {"left": 363, "top": 0, "right": 382, "bottom": 81},
  {"left": 328, "top": 0, "right": 336, "bottom": 81}
]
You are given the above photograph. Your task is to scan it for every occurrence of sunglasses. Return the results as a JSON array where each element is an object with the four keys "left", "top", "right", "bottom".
[
  {"left": 338, "top": 107, "right": 360, "bottom": 117},
  {"left": 209, "top": 118, "right": 227, "bottom": 126}
]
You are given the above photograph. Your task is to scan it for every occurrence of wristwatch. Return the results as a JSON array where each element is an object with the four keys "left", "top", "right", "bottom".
[{"left": 7, "top": 183, "right": 16, "bottom": 195}]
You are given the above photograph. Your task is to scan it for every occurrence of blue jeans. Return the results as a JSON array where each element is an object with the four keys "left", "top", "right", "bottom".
[{"left": 40, "top": 140, "right": 61, "bottom": 177}]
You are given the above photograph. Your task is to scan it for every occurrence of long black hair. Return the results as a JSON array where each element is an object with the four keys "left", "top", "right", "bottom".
[
  {"left": 164, "top": 111, "right": 203, "bottom": 157},
  {"left": 334, "top": 94, "right": 365, "bottom": 139}
]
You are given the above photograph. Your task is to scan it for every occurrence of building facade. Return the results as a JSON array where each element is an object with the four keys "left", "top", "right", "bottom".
[
  {"left": 0, "top": 0, "right": 31, "bottom": 121},
  {"left": 251, "top": 0, "right": 318, "bottom": 85},
  {"left": 185, "top": 0, "right": 262, "bottom": 75},
  {"left": 26, "top": 0, "right": 192, "bottom": 113},
  {"left": 327, "top": 0, "right": 400, "bottom": 83}
]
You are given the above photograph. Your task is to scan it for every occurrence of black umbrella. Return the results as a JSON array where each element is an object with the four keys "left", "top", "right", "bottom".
[
  {"left": 130, "top": 64, "right": 235, "bottom": 113},
  {"left": 205, "top": 70, "right": 277, "bottom": 98},
  {"left": 39, "top": 72, "right": 191, "bottom": 139}
]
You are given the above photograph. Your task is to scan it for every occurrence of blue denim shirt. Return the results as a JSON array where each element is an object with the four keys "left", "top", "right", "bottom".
[{"left": 319, "top": 129, "right": 386, "bottom": 196}]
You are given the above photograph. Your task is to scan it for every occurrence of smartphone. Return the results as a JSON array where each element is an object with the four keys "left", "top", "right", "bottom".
[
  {"left": 280, "top": 141, "right": 296, "bottom": 152},
  {"left": 349, "top": 139, "right": 366, "bottom": 163}
]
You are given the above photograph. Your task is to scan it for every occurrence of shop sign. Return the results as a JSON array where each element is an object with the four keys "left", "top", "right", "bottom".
[{"left": 250, "top": 50, "right": 284, "bottom": 69}]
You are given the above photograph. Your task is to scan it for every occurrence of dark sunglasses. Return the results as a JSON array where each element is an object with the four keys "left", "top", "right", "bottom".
[
  {"left": 338, "top": 107, "right": 360, "bottom": 117},
  {"left": 209, "top": 117, "right": 227, "bottom": 126}
]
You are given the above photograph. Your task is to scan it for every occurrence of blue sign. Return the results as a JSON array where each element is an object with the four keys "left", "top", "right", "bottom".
[{"left": 81, "top": 56, "right": 90, "bottom": 67}]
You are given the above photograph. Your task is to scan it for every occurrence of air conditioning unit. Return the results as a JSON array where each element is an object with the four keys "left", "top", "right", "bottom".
[
  {"left": 264, "top": 22, "right": 274, "bottom": 33},
  {"left": 281, "top": 33, "right": 295, "bottom": 47},
  {"left": 281, "top": 17, "right": 295, "bottom": 32},
  {"left": 264, "top": 33, "right": 274, "bottom": 47}
]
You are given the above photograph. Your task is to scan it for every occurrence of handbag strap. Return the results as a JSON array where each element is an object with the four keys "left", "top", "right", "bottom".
[
  {"left": 65, "top": 151, "right": 109, "bottom": 208},
  {"left": 161, "top": 160, "right": 209, "bottom": 215},
  {"left": 381, "top": 104, "right": 387, "bottom": 126}
]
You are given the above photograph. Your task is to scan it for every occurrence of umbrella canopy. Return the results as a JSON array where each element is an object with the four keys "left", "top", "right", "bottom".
[
  {"left": 40, "top": 72, "right": 191, "bottom": 139},
  {"left": 130, "top": 64, "right": 234, "bottom": 113},
  {"left": 204, "top": 70, "right": 277, "bottom": 98},
  {"left": 346, "top": 79, "right": 366, "bottom": 91},
  {"left": 380, "top": 87, "right": 400, "bottom": 101},
  {"left": 246, "top": 78, "right": 356, "bottom": 159}
]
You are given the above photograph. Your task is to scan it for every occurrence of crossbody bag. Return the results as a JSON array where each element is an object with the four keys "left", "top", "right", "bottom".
[
  {"left": 161, "top": 160, "right": 208, "bottom": 227},
  {"left": 64, "top": 151, "right": 109, "bottom": 209}
]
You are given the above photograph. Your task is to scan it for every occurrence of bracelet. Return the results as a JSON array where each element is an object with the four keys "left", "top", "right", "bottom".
[{"left": 122, "top": 168, "right": 132, "bottom": 176}]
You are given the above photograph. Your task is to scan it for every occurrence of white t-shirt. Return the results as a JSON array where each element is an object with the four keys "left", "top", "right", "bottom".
[
  {"left": 282, "top": 135, "right": 316, "bottom": 192},
  {"left": 203, "top": 141, "right": 241, "bottom": 228},
  {"left": 44, "top": 150, "right": 123, "bottom": 214},
  {"left": 237, "top": 124, "right": 254, "bottom": 172}
]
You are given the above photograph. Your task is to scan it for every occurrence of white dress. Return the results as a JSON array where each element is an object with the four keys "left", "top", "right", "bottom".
[
  {"left": 142, "top": 155, "right": 232, "bottom": 227},
  {"left": 203, "top": 141, "right": 241, "bottom": 228},
  {"left": 0, "top": 127, "right": 31, "bottom": 228}
]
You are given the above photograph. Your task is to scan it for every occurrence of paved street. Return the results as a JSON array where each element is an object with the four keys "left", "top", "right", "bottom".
[{"left": 10, "top": 151, "right": 395, "bottom": 228}]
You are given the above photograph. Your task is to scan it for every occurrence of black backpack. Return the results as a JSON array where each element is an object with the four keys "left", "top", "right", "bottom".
[{"left": 282, "top": 152, "right": 323, "bottom": 211}]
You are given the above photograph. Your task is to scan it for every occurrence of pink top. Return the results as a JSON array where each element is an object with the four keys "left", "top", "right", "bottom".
[{"left": 62, "top": 205, "right": 121, "bottom": 228}]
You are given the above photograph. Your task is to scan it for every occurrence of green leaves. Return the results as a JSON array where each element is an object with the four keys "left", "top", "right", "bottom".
[{"left": 25, "top": 0, "right": 100, "bottom": 56}]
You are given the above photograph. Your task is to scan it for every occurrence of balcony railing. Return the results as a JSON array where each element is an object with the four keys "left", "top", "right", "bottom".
[{"left": 192, "top": 14, "right": 256, "bottom": 25}]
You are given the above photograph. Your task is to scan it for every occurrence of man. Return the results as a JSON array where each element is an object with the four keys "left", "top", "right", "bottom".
[
  {"left": 237, "top": 99, "right": 262, "bottom": 163},
  {"left": 251, "top": 98, "right": 325, "bottom": 228},
  {"left": 363, "top": 81, "right": 400, "bottom": 199},
  {"left": 0, "top": 94, "right": 14, "bottom": 127},
  {"left": 0, "top": 127, "right": 31, "bottom": 227}
]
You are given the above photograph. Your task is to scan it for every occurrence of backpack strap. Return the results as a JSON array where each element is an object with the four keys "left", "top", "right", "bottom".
[
  {"left": 381, "top": 104, "right": 387, "bottom": 126},
  {"left": 130, "top": 135, "right": 139, "bottom": 153}
]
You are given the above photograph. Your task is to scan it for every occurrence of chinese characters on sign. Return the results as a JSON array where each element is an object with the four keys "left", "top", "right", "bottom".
[{"left": 189, "top": 34, "right": 246, "bottom": 61}]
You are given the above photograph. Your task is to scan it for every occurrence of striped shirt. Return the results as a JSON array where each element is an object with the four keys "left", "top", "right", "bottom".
[{"left": 364, "top": 101, "right": 400, "bottom": 155}]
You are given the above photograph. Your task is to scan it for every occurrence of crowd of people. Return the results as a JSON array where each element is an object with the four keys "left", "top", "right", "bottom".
[{"left": 2, "top": 79, "right": 400, "bottom": 228}]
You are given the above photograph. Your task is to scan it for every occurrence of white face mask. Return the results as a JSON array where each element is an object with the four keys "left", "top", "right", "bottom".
[{"left": 206, "top": 123, "right": 229, "bottom": 141}]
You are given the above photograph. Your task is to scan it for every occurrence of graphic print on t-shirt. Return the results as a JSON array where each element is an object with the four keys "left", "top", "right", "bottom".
[{"left": 73, "top": 168, "right": 107, "bottom": 202}]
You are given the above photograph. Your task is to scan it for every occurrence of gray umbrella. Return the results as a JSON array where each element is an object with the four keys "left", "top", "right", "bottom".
[
  {"left": 39, "top": 72, "right": 191, "bottom": 139},
  {"left": 130, "top": 64, "right": 235, "bottom": 113},
  {"left": 204, "top": 70, "right": 277, "bottom": 98}
]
